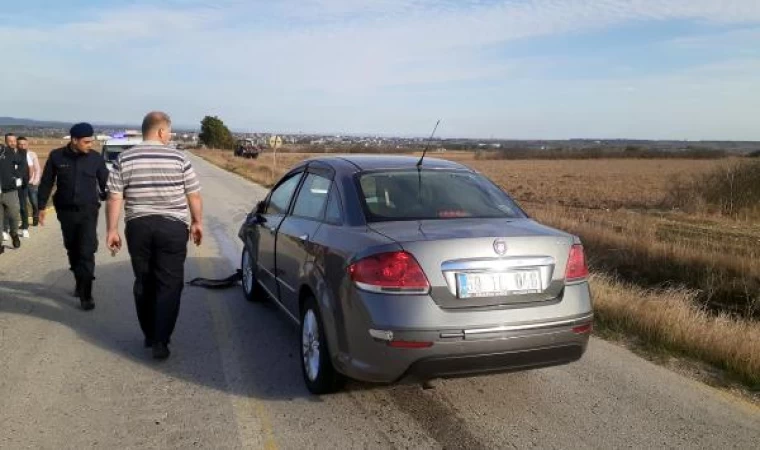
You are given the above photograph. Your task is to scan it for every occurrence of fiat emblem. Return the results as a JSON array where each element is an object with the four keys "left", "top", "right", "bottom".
[{"left": 493, "top": 239, "right": 507, "bottom": 256}]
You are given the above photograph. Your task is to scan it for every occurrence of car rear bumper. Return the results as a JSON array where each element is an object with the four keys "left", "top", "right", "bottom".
[
  {"left": 334, "top": 314, "right": 592, "bottom": 383},
  {"left": 402, "top": 343, "right": 585, "bottom": 382},
  {"left": 332, "top": 280, "right": 593, "bottom": 383}
]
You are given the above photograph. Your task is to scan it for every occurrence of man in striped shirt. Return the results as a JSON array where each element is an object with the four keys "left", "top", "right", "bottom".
[{"left": 106, "top": 111, "right": 203, "bottom": 360}]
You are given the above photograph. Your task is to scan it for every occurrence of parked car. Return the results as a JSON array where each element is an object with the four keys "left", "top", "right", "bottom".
[
  {"left": 101, "top": 137, "right": 143, "bottom": 170},
  {"left": 238, "top": 155, "right": 593, "bottom": 394}
]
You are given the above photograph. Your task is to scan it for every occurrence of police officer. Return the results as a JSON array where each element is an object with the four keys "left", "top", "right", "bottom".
[{"left": 38, "top": 123, "right": 109, "bottom": 310}]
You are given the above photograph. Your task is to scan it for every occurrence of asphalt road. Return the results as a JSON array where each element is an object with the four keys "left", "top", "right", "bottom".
[{"left": 1, "top": 154, "right": 758, "bottom": 450}]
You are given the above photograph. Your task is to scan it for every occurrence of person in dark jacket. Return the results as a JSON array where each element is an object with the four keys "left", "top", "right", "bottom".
[
  {"left": 3, "top": 134, "right": 31, "bottom": 237},
  {"left": 38, "top": 123, "right": 109, "bottom": 310},
  {"left": 0, "top": 142, "right": 22, "bottom": 253}
]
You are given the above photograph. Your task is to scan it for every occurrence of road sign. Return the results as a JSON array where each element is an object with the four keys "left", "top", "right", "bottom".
[{"left": 268, "top": 135, "right": 283, "bottom": 149}]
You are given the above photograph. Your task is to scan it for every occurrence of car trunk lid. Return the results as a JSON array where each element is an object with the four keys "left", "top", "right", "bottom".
[{"left": 368, "top": 218, "right": 575, "bottom": 309}]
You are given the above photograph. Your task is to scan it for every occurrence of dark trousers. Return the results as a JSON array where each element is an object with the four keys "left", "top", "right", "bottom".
[
  {"left": 57, "top": 205, "right": 100, "bottom": 282},
  {"left": 125, "top": 216, "right": 189, "bottom": 344},
  {"left": 18, "top": 186, "right": 29, "bottom": 230},
  {"left": 1, "top": 191, "right": 20, "bottom": 236},
  {"left": 27, "top": 186, "right": 39, "bottom": 225}
]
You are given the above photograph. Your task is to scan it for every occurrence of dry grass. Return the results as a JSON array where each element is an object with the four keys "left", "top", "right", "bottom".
[
  {"left": 530, "top": 203, "right": 760, "bottom": 318},
  {"left": 465, "top": 157, "right": 729, "bottom": 210},
  {"left": 592, "top": 274, "right": 760, "bottom": 387},
  {"left": 195, "top": 149, "right": 728, "bottom": 207},
  {"left": 666, "top": 160, "right": 760, "bottom": 219},
  {"left": 194, "top": 149, "right": 303, "bottom": 187}
]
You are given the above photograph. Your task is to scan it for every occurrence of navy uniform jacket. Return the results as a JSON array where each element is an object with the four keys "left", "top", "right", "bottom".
[
  {"left": 38, "top": 145, "right": 109, "bottom": 210},
  {"left": 0, "top": 146, "right": 20, "bottom": 192}
]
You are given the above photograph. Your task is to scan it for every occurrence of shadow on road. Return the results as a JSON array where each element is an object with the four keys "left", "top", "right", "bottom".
[{"left": 0, "top": 256, "right": 320, "bottom": 403}]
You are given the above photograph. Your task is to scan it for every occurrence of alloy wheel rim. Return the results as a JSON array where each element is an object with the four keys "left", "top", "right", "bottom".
[
  {"left": 243, "top": 251, "right": 254, "bottom": 293},
  {"left": 302, "top": 310, "right": 320, "bottom": 382}
]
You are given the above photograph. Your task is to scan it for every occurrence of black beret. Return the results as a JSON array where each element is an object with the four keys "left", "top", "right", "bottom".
[{"left": 70, "top": 122, "right": 94, "bottom": 139}]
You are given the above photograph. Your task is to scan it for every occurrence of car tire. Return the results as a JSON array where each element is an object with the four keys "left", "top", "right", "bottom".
[
  {"left": 241, "top": 247, "right": 265, "bottom": 302},
  {"left": 300, "top": 296, "right": 344, "bottom": 395}
]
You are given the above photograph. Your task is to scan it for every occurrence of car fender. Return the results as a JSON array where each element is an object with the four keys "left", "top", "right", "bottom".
[{"left": 301, "top": 256, "right": 345, "bottom": 366}]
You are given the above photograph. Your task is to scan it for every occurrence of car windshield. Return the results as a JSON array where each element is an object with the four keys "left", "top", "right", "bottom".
[
  {"left": 358, "top": 169, "right": 527, "bottom": 222},
  {"left": 103, "top": 145, "right": 134, "bottom": 162}
]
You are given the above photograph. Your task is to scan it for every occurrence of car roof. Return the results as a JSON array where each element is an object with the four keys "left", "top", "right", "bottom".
[{"left": 300, "top": 154, "right": 469, "bottom": 172}]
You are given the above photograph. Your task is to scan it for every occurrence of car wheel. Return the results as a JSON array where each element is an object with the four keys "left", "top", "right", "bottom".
[
  {"left": 241, "top": 247, "right": 265, "bottom": 302},
  {"left": 300, "top": 296, "right": 344, "bottom": 395}
]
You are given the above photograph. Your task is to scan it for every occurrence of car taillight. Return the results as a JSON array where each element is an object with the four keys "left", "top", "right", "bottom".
[
  {"left": 388, "top": 340, "right": 433, "bottom": 349},
  {"left": 565, "top": 244, "right": 589, "bottom": 282},
  {"left": 572, "top": 323, "right": 593, "bottom": 334},
  {"left": 348, "top": 251, "right": 430, "bottom": 294}
]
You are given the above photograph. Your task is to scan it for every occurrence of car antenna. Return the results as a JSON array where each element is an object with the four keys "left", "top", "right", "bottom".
[{"left": 416, "top": 119, "right": 441, "bottom": 168}]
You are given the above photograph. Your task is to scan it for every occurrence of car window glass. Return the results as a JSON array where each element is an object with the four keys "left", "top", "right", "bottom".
[
  {"left": 324, "top": 185, "right": 343, "bottom": 225},
  {"left": 292, "top": 173, "right": 331, "bottom": 220},
  {"left": 267, "top": 173, "right": 303, "bottom": 215},
  {"left": 358, "top": 170, "right": 526, "bottom": 222},
  {"left": 103, "top": 145, "right": 134, "bottom": 162}
]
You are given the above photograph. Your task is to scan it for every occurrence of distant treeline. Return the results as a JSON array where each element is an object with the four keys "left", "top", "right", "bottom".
[
  {"left": 474, "top": 146, "right": 730, "bottom": 160},
  {"left": 279, "top": 145, "right": 733, "bottom": 160},
  {"left": 247, "top": 143, "right": 758, "bottom": 160}
]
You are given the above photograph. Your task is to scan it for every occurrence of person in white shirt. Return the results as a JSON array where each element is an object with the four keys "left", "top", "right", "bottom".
[{"left": 18, "top": 137, "right": 41, "bottom": 230}]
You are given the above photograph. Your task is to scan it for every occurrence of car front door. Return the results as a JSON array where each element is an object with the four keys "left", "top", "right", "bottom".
[
  {"left": 276, "top": 168, "right": 333, "bottom": 315},
  {"left": 256, "top": 171, "right": 304, "bottom": 302}
]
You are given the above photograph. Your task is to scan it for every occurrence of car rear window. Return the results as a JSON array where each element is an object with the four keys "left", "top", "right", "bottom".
[
  {"left": 358, "top": 170, "right": 526, "bottom": 222},
  {"left": 103, "top": 145, "right": 134, "bottom": 162}
]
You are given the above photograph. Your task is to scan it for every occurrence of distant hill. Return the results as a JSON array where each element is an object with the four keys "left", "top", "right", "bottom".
[
  {"left": 0, "top": 117, "right": 73, "bottom": 128},
  {"left": 0, "top": 116, "right": 197, "bottom": 133}
]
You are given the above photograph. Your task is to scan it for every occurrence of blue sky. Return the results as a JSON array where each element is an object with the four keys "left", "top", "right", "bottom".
[{"left": 2, "top": 0, "right": 760, "bottom": 139}]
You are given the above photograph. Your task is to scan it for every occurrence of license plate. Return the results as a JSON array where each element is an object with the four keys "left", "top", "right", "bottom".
[{"left": 456, "top": 270, "right": 541, "bottom": 298}]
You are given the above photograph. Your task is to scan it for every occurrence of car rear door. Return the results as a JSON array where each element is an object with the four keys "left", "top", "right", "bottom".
[
  {"left": 256, "top": 170, "right": 305, "bottom": 302},
  {"left": 276, "top": 165, "right": 334, "bottom": 315}
]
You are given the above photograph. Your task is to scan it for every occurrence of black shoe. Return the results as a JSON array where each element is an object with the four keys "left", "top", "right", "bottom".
[
  {"left": 79, "top": 278, "right": 94, "bottom": 309},
  {"left": 33, "top": 218, "right": 39, "bottom": 227},
  {"left": 152, "top": 342, "right": 170, "bottom": 360},
  {"left": 146, "top": 337, "right": 171, "bottom": 347},
  {"left": 11, "top": 234, "right": 20, "bottom": 249},
  {"left": 80, "top": 298, "right": 95, "bottom": 311}
]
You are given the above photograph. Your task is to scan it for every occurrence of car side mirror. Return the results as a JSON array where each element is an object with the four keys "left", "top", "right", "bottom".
[
  {"left": 254, "top": 200, "right": 267, "bottom": 224},
  {"left": 255, "top": 200, "right": 266, "bottom": 214}
]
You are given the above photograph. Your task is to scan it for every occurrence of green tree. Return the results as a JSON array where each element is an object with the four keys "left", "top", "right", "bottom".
[{"left": 199, "top": 116, "right": 235, "bottom": 149}]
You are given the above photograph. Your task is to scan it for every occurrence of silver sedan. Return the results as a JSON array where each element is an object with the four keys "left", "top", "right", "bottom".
[{"left": 238, "top": 155, "right": 593, "bottom": 394}]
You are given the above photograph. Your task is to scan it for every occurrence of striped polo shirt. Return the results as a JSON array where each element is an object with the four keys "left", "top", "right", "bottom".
[{"left": 107, "top": 142, "right": 201, "bottom": 225}]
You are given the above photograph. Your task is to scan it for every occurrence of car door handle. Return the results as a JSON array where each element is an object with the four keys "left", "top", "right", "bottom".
[{"left": 298, "top": 234, "right": 309, "bottom": 242}]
